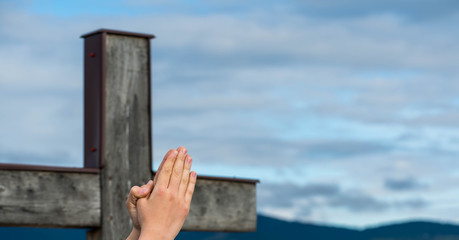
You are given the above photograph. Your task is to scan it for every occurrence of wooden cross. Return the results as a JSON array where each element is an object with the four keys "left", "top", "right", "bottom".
[{"left": 0, "top": 29, "right": 258, "bottom": 240}]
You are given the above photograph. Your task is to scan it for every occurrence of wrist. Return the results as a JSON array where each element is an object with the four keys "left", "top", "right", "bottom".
[
  {"left": 139, "top": 228, "right": 172, "bottom": 240},
  {"left": 126, "top": 228, "right": 141, "bottom": 240}
]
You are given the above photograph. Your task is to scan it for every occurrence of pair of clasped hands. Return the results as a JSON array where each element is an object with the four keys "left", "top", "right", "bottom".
[{"left": 126, "top": 147, "right": 197, "bottom": 240}]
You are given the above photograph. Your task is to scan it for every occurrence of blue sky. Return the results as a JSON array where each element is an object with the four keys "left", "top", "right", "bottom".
[{"left": 1, "top": 0, "right": 459, "bottom": 228}]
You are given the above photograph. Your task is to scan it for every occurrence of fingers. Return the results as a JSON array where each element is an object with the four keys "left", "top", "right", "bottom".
[
  {"left": 126, "top": 186, "right": 145, "bottom": 210},
  {"left": 153, "top": 149, "right": 175, "bottom": 186},
  {"left": 126, "top": 180, "right": 153, "bottom": 207},
  {"left": 155, "top": 149, "right": 178, "bottom": 190},
  {"left": 126, "top": 186, "right": 141, "bottom": 209},
  {"left": 168, "top": 147, "right": 188, "bottom": 191},
  {"left": 178, "top": 155, "right": 192, "bottom": 197},
  {"left": 185, "top": 171, "right": 197, "bottom": 204}
]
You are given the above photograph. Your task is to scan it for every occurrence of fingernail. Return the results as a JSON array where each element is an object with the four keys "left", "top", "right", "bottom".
[
  {"left": 186, "top": 157, "right": 192, "bottom": 164},
  {"left": 181, "top": 148, "right": 187, "bottom": 154},
  {"left": 147, "top": 180, "right": 153, "bottom": 185},
  {"left": 192, "top": 172, "right": 197, "bottom": 178},
  {"left": 140, "top": 188, "right": 148, "bottom": 194}
]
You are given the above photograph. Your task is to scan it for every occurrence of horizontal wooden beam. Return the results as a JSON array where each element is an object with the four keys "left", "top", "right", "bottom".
[
  {"left": 0, "top": 170, "right": 100, "bottom": 228},
  {"left": 184, "top": 177, "right": 257, "bottom": 232},
  {"left": 0, "top": 169, "right": 257, "bottom": 231},
  {"left": 0, "top": 163, "right": 99, "bottom": 173}
]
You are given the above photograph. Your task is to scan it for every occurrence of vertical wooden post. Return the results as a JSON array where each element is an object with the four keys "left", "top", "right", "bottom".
[{"left": 82, "top": 29, "right": 155, "bottom": 240}]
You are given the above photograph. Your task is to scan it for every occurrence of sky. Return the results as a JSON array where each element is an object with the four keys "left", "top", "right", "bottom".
[{"left": 1, "top": 0, "right": 459, "bottom": 229}]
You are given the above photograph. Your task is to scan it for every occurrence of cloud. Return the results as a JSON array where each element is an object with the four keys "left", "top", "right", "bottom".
[
  {"left": 0, "top": 149, "right": 79, "bottom": 167},
  {"left": 394, "top": 198, "right": 428, "bottom": 209},
  {"left": 259, "top": 183, "right": 340, "bottom": 208},
  {"left": 152, "top": 131, "right": 397, "bottom": 168},
  {"left": 384, "top": 177, "right": 427, "bottom": 191},
  {"left": 259, "top": 182, "right": 429, "bottom": 221},
  {"left": 142, "top": 0, "right": 459, "bottom": 22},
  {"left": 300, "top": 140, "right": 393, "bottom": 159},
  {"left": 327, "top": 190, "right": 390, "bottom": 212},
  {"left": 287, "top": 0, "right": 459, "bottom": 21}
]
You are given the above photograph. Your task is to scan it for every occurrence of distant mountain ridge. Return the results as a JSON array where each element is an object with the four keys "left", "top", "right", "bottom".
[
  {"left": 177, "top": 215, "right": 459, "bottom": 240},
  {"left": 362, "top": 220, "right": 459, "bottom": 240},
  {"left": 1, "top": 215, "right": 459, "bottom": 240}
]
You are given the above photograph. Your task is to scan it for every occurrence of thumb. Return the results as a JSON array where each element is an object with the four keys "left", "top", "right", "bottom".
[
  {"left": 141, "top": 180, "right": 154, "bottom": 199},
  {"left": 144, "top": 179, "right": 154, "bottom": 191},
  {"left": 136, "top": 180, "right": 153, "bottom": 198},
  {"left": 126, "top": 185, "right": 142, "bottom": 210}
]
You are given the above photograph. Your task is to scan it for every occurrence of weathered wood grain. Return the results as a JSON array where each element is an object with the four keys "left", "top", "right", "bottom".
[
  {"left": 0, "top": 169, "right": 257, "bottom": 232},
  {"left": 0, "top": 170, "right": 100, "bottom": 227},
  {"left": 184, "top": 178, "right": 257, "bottom": 232},
  {"left": 101, "top": 33, "right": 152, "bottom": 240}
]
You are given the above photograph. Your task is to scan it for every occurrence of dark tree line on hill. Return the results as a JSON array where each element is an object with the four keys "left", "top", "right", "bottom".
[{"left": 2, "top": 215, "right": 459, "bottom": 240}]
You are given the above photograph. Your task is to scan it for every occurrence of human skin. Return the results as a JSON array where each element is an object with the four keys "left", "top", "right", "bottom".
[
  {"left": 126, "top": 147, "right": 196, "bottom": 240},
  {"left": 126, "top": 180, "right": 154, "bottom": 240},
  {"left": 126, "top": 149, "right": 177, "bottom": 239}
]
